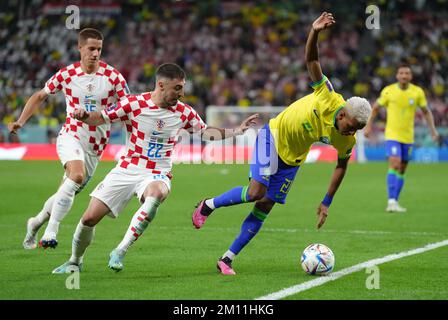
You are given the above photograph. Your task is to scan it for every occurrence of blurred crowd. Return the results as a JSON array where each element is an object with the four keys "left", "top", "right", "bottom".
[{"left": 0, "top": 0, "right": 447, "bottom": 144}]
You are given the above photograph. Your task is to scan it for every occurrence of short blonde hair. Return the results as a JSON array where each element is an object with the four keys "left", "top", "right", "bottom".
[{"left": 345, "top": 96, "right": 372, "bottom": 126}]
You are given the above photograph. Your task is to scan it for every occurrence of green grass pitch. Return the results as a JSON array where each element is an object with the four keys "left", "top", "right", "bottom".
[{"left": 0, "top": 160, "right": 447, "bottom": 300}]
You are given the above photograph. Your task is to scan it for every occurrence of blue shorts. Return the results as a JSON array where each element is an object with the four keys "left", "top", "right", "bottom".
[
  {"left": 249, "top": 124, "right": 300, "bottom": 204},
  {"left": 385, "top": 140, "right": 413, "bottom": 162}
]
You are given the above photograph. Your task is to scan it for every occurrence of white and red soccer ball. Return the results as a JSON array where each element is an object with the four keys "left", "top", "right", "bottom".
[{"left": 301, "top": 243, "right": 335, "bottom": 276}]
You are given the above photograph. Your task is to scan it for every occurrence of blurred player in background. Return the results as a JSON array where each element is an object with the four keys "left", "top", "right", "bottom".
[
  {"left": 192, "top": 12, "right": 372, "bottom": 275},
  {"left": 52, "top": 63, "right": 258, "bottom": 273},
  {"left": 8, "top": 28, "right": 130, "bottom": 249},
  {"left": 364, "top": 64, "right": 439, "bottom": 212}
]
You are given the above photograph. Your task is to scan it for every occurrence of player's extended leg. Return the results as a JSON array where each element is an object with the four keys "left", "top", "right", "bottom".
[
  {"left": 395, "top": 160, "right": 408, "bottom": 206},
  {"left": 217, "top": 197, "right": 275, "bottom": 275},
  {"left": 40, "top": 160, "right": 85, "bottom": 248},
  {"left": 395, "top": 142, "right": 411, "bottom": 206},
  {"left": 192, "top": 176, "right": 267, "bottom": 229},
  {"left": 108, "top": 181, "right": 170, "bottom": 272},
  {"left": 23, "top": 194, "right": 56, "bottom": 249},
  {"left": 52, "top": 197, "right": 110, "bottom": 273},
  {"left": 386, "top": 156, "right": 405, "bottom": 212},
  {"left": 193, "top": 123, "right": 275, "bottom": 229}
]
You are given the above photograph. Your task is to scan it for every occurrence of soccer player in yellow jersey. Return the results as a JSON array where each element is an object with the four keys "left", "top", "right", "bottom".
[
  {"left": 191, "top": 12, "right": 372, "bottom": 275},
  {"left": 364, "top": 64, "right": 439, "bottom": 213}
]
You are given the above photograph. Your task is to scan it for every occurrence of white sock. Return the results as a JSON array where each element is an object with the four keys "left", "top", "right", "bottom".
[
  {"left": 44, "top": 178, "right": 80, "bottom": 236},
  {"left": 223, "top": 250, "right": 236, "bottom": 260},
  {"left": 30, "top": 194, "right": 56, "bottom": 231},
  {"left": 69, "top": 221, "right": 95, "bottom": 265},
  {"left": 116, "top": 197, "right": 161, "bottom": 253},
  {"left": 205, "top": 199, "right": 215, "bottom": 210}
]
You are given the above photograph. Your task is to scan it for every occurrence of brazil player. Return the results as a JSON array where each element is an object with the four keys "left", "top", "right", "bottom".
[
  {"left": 191, "top": 12, "right": 372, "bottom": 275},
  {"left": 52, "top": 63, "right": 258, "bottom": 273},
  {"left": 8, "top": 28, "right": 130, "bottom": 249},
  {"left": 364, "top": 64, "right": 439, "bottom": 212}
]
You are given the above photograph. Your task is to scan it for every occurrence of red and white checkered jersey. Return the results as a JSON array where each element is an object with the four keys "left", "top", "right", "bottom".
[
  {"left": 101, "top": 92, "right": 206, "bottom": 175},
  {"left": 45, "top": 61, "right": 129, "bottom": 156}
]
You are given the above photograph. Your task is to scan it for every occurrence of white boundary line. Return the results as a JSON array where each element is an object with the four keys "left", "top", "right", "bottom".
[{"left": 255, "top": 239, "right": 448, "bottom": 300}]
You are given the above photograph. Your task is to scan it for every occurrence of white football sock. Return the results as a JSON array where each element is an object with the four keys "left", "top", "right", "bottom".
[
  {"left": 116, "top": 197, "right": 161, "bottom": 253},
  {"left": 69, "top": 221, "right": 95, "bottom": 265},
  {"left": 223, "top": 250, "right": 236, "bottom": 260},
  {"left": 29, "top": 194, "right": 56, "bottom": 231},
  {"left": 44, "top": 178, "right": 81, "bottom": 236},
  {"left": 205, "top": 199, "right": 215, "bottom": 210}
]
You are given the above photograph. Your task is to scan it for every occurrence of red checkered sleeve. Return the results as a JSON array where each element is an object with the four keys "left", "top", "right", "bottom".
[
  {"left": 101, "top": 95, "right": 145, "bottom": 124},
  {"left": 114, "top": 71, "right": 130, "bottom": 99},
  {"left": 44, "top": 69, "right": 65, "bottom": 94},
  {"left": 182, "top": 105, "right": 207, "bottom": 133}
]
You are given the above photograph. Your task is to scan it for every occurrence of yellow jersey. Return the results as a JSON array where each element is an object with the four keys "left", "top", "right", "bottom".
[
  {"left": 269, "top": 75, "right": 356, "bottom": 166},
  {"left": 377, "top": 83, "right": 427, "bottom": 144}
]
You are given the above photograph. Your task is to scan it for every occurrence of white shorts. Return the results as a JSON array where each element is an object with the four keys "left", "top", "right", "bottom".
[
  {"left": 56, "top": 134, "right": 99, "bottom": 191},
  {"left": 90, "top": 166, "right": 172, "bottom": 218}
]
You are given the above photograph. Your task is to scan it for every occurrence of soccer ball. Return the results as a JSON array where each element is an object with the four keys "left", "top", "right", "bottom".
[{"left": 301, "top": 243, "right": 335, "bottom": 275}]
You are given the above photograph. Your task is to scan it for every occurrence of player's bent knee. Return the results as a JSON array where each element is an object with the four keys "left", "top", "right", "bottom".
[
  {"left": 81, "top": 216, "right": 99, "bottom": 227},
  {"left": 144, "top": 182, "right": 170, "bottom": 202},
  {"left": 69, "top": 173, "right": 85, "bottom": 185},
  {"left": 247, "top": 189, "right": 265, "bottom": 202}
]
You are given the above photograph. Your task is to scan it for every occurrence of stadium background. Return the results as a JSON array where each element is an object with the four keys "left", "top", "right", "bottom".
[{"left": 0, "top": 0, "right": 447, "bottom": 162}]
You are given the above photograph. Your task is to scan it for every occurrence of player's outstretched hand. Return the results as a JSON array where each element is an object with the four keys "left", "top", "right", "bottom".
[
  {"left": 7, "top": 121, "right": 22, "bottom": 134},
  {"left": 312, "top": 12, "right": 336, "bottom": 32},
  {"left": 316, "top": 203, "right": 329, "bottom": 230},
  {"left": 237, "top": 113, "right": 260, "bottom": 134},
  {"left": 73, "top": 108, "right": 89, "bottom": 121}
]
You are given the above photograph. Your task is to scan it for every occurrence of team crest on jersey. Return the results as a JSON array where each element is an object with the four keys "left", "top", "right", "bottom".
[
  {"left": 86, "top": 84, "right": 95, "bottom": 93},
  {"left": 156, "top": 119, "right": 166, "bottom": 130},
  {"left": 409, "top": 98, "right": 414, "bottom": 105}
]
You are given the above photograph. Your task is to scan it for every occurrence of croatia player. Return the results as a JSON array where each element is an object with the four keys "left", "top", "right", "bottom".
[
  {"left": 364, "top": 63, "right": 439, "bottom": 212},
  {"left": 191, "top": 13, "right": 372, "bottom": 275},
  {"left": 8, "top": 28, "right": 130, "bottom": 249},
  {"left": 52, "top": 63, "right": 258, "bottom": 273}
]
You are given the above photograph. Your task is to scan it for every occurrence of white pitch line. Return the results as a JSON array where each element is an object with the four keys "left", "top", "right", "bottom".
[{"left": 255, "top": 239, "right": 448, "bottom": 300}]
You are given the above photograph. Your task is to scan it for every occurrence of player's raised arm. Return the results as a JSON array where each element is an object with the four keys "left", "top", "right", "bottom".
[
  {"left": 73, "top": 109, "right": 106, "bottom": 126},
  {"left": 305, "top": 12, "right": 336, "bottom": 83},
  {"left": 202, "top": 114, "right": 260, "bottom": 141},
  {"left": 7, "top": 89, "right": 48, "bottom": 134}
]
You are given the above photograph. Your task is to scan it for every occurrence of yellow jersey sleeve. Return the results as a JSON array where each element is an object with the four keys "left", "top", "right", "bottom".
[
  {"left": 311, "top": 75, "right": 344, "bottom": 122},
  {"left": 417, "top": 87, "right": 427, "bottom": 108},
  {"left": 376, "top": 86, "right": 389, "bottom": 107},
  {"left": 310, "top": 75, "right": 335, "bottom": 103}
]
